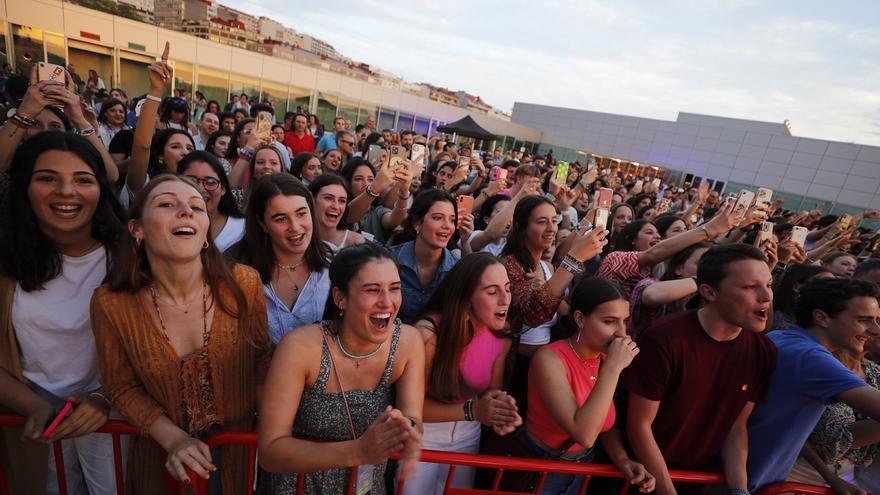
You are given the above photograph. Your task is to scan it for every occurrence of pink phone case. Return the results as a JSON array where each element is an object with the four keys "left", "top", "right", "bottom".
[{"left": 42, "top": 401, "right": 73, "bottom": 439}]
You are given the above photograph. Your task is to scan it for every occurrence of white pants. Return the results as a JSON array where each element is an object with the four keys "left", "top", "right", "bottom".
[
  {"left": 400, "top": 420, "right": 481, "bottom": 495},
  {"left": 46, "top": 429, "right": 127, "bottom": 495}
]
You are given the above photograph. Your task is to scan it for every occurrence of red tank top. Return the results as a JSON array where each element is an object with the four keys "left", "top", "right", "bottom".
[{"left": 526, "top": 339, "right": 616, "bottom": 450}]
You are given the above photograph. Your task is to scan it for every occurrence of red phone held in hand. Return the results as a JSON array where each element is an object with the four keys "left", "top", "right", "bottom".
[
  {"left": 457, "top": 195, "right": 474, "bottom": 229},
  {"left": 42, "top": 401, "right": 73, "bottom": 439}
]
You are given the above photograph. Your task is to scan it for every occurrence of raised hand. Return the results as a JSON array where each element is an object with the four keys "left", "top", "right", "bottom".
[{"left": 148, "top": 42, "right": 173, "bottom": 95}]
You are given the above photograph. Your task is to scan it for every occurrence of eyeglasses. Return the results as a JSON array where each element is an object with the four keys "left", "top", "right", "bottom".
[
  {"left": 186, "top": 175, "right": 221, "bottom": 191},
  {"left": 340, "top": 140, "right": 355, "bottom": 146}
]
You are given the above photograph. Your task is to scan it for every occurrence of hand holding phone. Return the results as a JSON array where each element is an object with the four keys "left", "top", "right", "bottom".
[
  {"left": 493, "top": 168, "right": 508, "bottom": 183},
  {"left": 41, "top": 401, "right": 73, "bottom": 439},
  {"left": 790, "top": 226, "right": 809, "bottom": 248},
  {"left": 457, "top": 195, "right": 474, "bottom": 229}
]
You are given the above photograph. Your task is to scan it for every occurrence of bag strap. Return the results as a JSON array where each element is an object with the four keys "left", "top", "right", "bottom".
[{"left": 319, "top": 326, "right": 358, "bottom": 441}]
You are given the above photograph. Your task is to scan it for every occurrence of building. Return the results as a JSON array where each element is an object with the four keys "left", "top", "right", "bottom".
[
  {"left": 0, "top": 0, "right": 541, "bottom": 154},
  {"left": 512, "top": 102, "right": 880, "bottom": 213},
  {"left": 298, "top": 34, "right": 336, "bottom": 59},
  {"left": 182, "top": 17, "right": 257, "bottom": 49},
  {"left": 154, "top": 0, "right": 216, "bottom": 31}
]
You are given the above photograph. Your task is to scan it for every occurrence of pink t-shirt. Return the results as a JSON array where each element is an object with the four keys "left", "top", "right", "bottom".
[
  {"left": 426, "top": 313, "right": 505, "bottom": 401},
  {"left": 527, "top": 339, "right": 615, "bottom": 451}
]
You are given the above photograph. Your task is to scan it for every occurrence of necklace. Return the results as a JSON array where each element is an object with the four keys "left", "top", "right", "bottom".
[
  {"left": 335, "top": 331, "right": 384, "bottom": 367},
  {"left": 150, "top": 282, "right": 208, "bottom": 346},
  {"left": 150, "top": 284, "right": 201, "bottom": 314},
  {"left": 566, "top": 338, "right": 599, "bottom": 381},
  {"left": 276, "top": 260, "right": 306, "bottom": 292}
]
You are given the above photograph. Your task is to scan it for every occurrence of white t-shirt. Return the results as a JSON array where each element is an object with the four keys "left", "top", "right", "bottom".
[
  {"left": 13, "top": 247, "right": 107, "bottom": 398},
  {"left": 467, "top": 230, "right": 506, "bottom": 257},
  {"left": 519, "top": 260, "right": 559, "bottom": 346},
  {"left": 214, "top": 216, "right": 245, "bottom": 253}
]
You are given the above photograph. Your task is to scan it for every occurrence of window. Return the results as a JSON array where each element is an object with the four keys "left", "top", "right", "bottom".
[
  {"left": 378, "top": 109, "right": 396, "bottom": 131},
  {"left": 196, "top": 66, "right": 229, "bottom": 106},
  {"left": 357, "top": 103, "right": 377, "bottom": 127},
  {"left": 397, "top": 113, "right": 414, "bottom": 132},
  {"left": 289, "top": 86, "right": 311, "bottom": 114},
  {"left": 44, "top": 32, "right": 65, "bottom": 66},
  {"left": 67, "top": 40, "right": 113, "bottom": 90},
  {"left": 0, "top": 21, "right": 8, "bottom": 66},
  {"left": 429, "top": 120, "right": 439, "bottom": 137},
  {"left": 229, "top": 73, "right": 260, "bottom": 106},
  {"left": 119, "top": 51, "right": 153, "bottom": 101},
  {"left": 315, "top": 92, "right": 338, "bottom": 129},
  {"left": 12, "top": 24, "right": 44, "bottom": 75},
  {"left": 414, "top": 116, "right": 430, "bottom": 136},
  {"left": 171, "top": 61, "right": 194, "bottom": 102},
  {"left": 261, "top": 80, "right": 289, "bottom": 121},
  {"left": 337, "top": 97, "right": 359, "bottom": 126}
]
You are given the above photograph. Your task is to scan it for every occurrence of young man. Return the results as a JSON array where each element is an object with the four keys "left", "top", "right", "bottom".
[
  {"left": 335, "top": 130, "right": 357, "bottom": 162},
  {"left": 747, "top": 278, "right": 880, "bottom": 491},
  {"left": 282, "top": 112, "right": 315, "bottom": 155},
  {"left": 192, "top": 111, "right": 219, "bottom": 151},
  {"left": 219, "top": 111, "right": 236, "bottom": 132},
  {"left": 400, "top": 130, "right": 415, "bottom": 151},
  {"left": 625, "top": 244, "right": 777, "bottom": 495},
  {"left": 316, "top": 116, "right": 346, "bottom": 153}
]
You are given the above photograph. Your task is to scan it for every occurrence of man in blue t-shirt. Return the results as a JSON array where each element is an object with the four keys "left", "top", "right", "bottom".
[
  {"left": 316, "top": 116, "right": 346, "bottom": 153},
  {"left": 748, "top": 278, "right": 880, "bottom": 491}
]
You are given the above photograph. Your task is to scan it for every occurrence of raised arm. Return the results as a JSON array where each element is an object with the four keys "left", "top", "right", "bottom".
[
  {"left": 128, "top": 42, "right": 172, "bottom": 195},
  {"left": 638, "top": 201, "right": 736, "bottom": 269}
]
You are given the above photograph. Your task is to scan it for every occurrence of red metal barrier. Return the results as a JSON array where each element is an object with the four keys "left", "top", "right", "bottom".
[
  {"left": 2, "top": 413, "right": 843, "bottom": 495},
  {"left": 755, "top": 482, "right": 836, "bottom": 495}
]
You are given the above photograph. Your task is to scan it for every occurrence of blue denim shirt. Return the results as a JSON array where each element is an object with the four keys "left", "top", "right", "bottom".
[
  {"left": 389, "top": 241, "right": 458, "bottom": 324},
  {"left": 264, "top": 268, "right": 331, "bottom": 344}
]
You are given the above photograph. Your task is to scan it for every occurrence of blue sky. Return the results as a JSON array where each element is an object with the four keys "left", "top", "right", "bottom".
[{"left": 229, "top": 0, "right": 880, "bottom": 146}]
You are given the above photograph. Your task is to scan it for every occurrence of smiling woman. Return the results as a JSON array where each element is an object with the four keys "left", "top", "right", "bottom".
[
  {"left": 91, "top": 174, "right": 270, "bottom": 494},
  {"left": 0, "top": 132, "right": 124, "bottom": 494},
  {"left": 231, "top": 173, "right": 331, "bottom": 344}
]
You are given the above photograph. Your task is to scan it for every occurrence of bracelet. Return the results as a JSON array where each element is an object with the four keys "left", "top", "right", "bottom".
[
  {"left": 144, "top": 94, "right": 162, "bottom": 103},
  {"left": 561, "top": 253, "right": 585, "bottom": 276},
  {"left": 727, "top": 488, "right": 750, "bottom": 495},
  {"left": 11, "top": 112, "right": 37, "bottom": 128},
  {"left": 77, "top": 126, "right": 96, "bottom": 136},
  {"left": 237, "top": 146, "right": 255, "bottom": 159},
  {"left": 697, "top": 225, "right": 711, "bottom": 240},
  {"left": 365, "top": 184, "right": 381, "bottom": 198},
  {"left": 88, "top": 391, "right": 111, "bottom": 407},
  {"left": 463, "top": 400, "right": 475, "bottom": 421},
  {"left": 397, "top": 192, "right": 410, "bottom": 201}
]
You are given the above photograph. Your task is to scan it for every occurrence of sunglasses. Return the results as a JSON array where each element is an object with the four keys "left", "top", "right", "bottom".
[
  {"left": 340, "top": 140, "right": 355, "bottom": 146},
  {"left": 186, "top": 175, "right": 221, "bottom": 191}
]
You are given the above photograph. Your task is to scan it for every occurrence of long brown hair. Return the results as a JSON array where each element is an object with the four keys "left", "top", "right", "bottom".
[
  {"left": 107, "top": 174, "right": 247, "bottom": 318},
  {"left": 418, "top": 253, "right": 506, "bottom": 401},
  {"left": 241, "top": 173, "right": 329, "bottom": 283}
]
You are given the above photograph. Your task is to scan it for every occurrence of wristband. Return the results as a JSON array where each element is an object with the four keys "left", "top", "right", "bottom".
[
  {"left": 561, "top": 253, "right": 585, "bottom": 276},
  {"left": 697, "top": 225, "right": 711, "bottom": 240},
  {"left": 238, "top": 146, "right": 255, "bottom": 159},
  {"left": 144, "top": 94, "right": 162, "bottom": 103},
  {"left": 727, "top": 489, "right": 750, "bottom": 495},
  {"left": 88, "top": 391, "right": 111, "bottom": 407},
  {"left": 77, "top": 126, "right": 96, "bottom": 136},
  {"left": 463, "top": 400, "right": 475, "bottom": 421},
  {"left": 11, "top": 112, "right": 37, "bottom": 128},
  {"left": 366, "top": 184, "right": 381, "bottom": 198}
]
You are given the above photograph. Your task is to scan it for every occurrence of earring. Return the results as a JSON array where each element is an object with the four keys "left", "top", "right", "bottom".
[
  {"left": 339, "top": 308, "right": 344, "bottom": 318},
  {"left": 134, "top": 237, "right": 142, "bottom": 246},
  {"left": 203, "top": 240, "right": 210, "bottom": 249}
]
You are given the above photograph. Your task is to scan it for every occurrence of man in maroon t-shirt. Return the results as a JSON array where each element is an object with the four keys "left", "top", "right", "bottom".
[
  {"left": 624, "top": 244, "right": 777, "bottom": 495},
  {"left": 283, "top": 112, "right": 315, "bottom": 155}
]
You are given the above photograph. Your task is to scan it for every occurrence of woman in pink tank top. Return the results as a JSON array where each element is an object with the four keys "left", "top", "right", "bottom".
[
  {"left": 401, "top": 253, "right": 523, "bottom": 495},
  {"left": 521, "top": 277, "right": 655, "bottom": 495}
]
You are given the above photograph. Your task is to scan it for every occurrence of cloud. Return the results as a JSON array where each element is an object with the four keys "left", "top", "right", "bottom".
[{"left": 226, "top": 0, "right": 880, "bottom": 146}]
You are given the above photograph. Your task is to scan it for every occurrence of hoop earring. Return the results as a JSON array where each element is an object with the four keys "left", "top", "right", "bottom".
[{"left": 203, "top": 240, "right": 210, "bottom": 249}]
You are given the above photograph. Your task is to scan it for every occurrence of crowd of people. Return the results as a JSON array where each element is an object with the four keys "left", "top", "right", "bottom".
[{"left": 2, "top": 42, "right": 880, "bottom": 495}]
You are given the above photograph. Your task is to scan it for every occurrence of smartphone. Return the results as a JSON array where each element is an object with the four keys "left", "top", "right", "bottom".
[
  {"left": 757, "top": 221, "right": 774, "bottom": 244},
  {"left": 699, "top": 178, "right": 711, "bottom": 196},
  {"left": 41, "top": 401, "right": 74, "bottom": 439},
  {"left": 594, "top": 207, "right": 610, "bottom": 229},
  {"left": 634, "top": 179, "right": 644, "bottom": 190},
  {"left": 755, "top": 187, "right": 773, "bottom": 208},
  {"left": 255, "top": 115, "right": 272, "bottom": 140},
  {"left": 657, "top": 198, "right": 672, "bottom": 214},
  {"left": 410, "top": 143, "right": 426, "bottom": 164},
  {"left": 838, "top": 213, "right": 853, "bottom": 230},
  {"left": 652, "top": 178, "right": 661, "bottom": 188},
  {"left": 597, "top": 187, "right": 613, "bottom": 209},
  {"left": 790, "top": 226, "right": 809, "bottom": 247},
  {"left": 493, "top": 168, "right": 508, "bottom": 182},
  {"left": 519, "top": 146, "right": 526, "bottom": 153},
  {"left": 457, "top": 155, "right": 470, "bottom": 172},
  {"left": 457, "top": 195, "right": 474, "bottom": 229},
  {"left": 471, "top": 150, "right": 480, "bottom": 160},
  {"left": 389, "top": 145, "right": 407, "bottom": 170},
  {"left": 734, "top": 189, "right": 755, "bottom": 220},
  {"left": 38, "top": 62, "right": 65, "bottom": 83},
  {"left": 556, "top": 161, "right": 570, "bottom": 183},
  {"left": 368, "top": 144, "right": 383, "bottom": 166}
]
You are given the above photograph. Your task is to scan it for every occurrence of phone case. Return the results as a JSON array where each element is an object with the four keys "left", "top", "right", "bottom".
[
  {"left": 634, "top": 179, "right": 644, "bottom": 190},
  {"left": 790, "top": 226, "right": 809, "bottom": 247},
  {"left": 457, "top": 195, "right": 474, "bottom": 228},
  {"left": 410, "top": 144, "right": 426, "bottom": 164},
  {"left": 556, "top": 161, "right": 570, "bottom": 183},
  {"left": 389, "top": 145, "right": 406, "bottom": 169},
  {"left": 758, "top": 222, "right": 774, "bottom": 244},
  {"left": 458, "top": 156, "right": 470, "bottom": 171},
  {"left": 38, "top": 62, "right": 65, "bottom": 83},
  {"left": 255, "top": 118, "right": 271, "bottom": 140},
  {"left": 652, "top": 178, "right": 661, "bottom": 187},
  {"left": 493, "top": 168, "right": 508, "bottom": 182},
  {"left": 839, "top": 214, "right": 853, "bottom": 230},
  {"left": 594, "top": 207, "right": 609, "bottom": 229},
  {"left": 597, "top": 188, "right": 613, "bottom": 209},
  {"left": 368, "top": 144, "right": 382, "bottom": 164},
  {"left": 42, "top": 401, "right": 73, "bottom": 439},
  {"left": 755, "top": 187, "right": 773, "bottom": 207}
]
